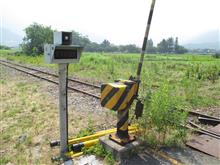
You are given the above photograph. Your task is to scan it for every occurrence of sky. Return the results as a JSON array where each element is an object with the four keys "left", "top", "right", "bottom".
[{"left": 1, "top": 0, "right": 220, "bottom": 46}]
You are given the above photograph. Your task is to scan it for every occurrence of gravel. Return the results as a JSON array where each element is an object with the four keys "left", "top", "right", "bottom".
[{"left": 1, "top": 64, "right": 117, "bottom": 130}]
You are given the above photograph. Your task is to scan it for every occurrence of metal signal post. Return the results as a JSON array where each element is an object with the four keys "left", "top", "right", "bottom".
[
  {"left": 58, "top": 63, "right": 69, "bottom": 158},
  {"left": 44, "top": 31, "right": 83, "bottom": 161}
]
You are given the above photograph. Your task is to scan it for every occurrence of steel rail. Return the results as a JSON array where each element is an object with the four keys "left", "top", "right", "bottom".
[
  {"left": 198, "top": 116, "right": 220, "bottom": 125},
  {"left": 185, "top": 124, "right": 220, "bottom": 139},
  {"left": 188, "top": 121, "right": 220, "bottom": 137},
  {"left": 0, "top": 61, "right": 100, "bottom": 99},
  {"left": 187, "top": 110, "right": 220, "bottom": 120},
  {"left": 0, "top": 59, "right": 101, "bottom": 89},
  {"left": 1, "top": 61, "right": 219, "bottom": 120}
]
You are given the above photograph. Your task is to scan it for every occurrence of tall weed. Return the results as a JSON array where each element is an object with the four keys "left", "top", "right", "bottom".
[
  {"left": 185, "top": 64, "right": 219, "bottom": 83},
  {"left": 139, "top": 83, "right": 187, "bottom": 147}
]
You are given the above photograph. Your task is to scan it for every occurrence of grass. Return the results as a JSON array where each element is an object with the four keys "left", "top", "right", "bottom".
[
  {"left": 0, "top": 79, "right": 58, "bottom": 164},
  {"left": 0, "top": 50, "right": 220, "bottom": 162},
  {"left": 0, "top": 64, "right": 116, "bottom": 164},
  {"left": 139, "top": 82, "right": 188, "bottom": 147},
  {"left": 1, "top": 50, "right": 219, "bottom": 109},
  {"left": 82, "top": 143, "right": 115, "bottom": 165}
]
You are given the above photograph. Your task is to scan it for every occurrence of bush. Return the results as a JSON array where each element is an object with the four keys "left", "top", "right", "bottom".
[
  {"left": 212, "top": 53, "right": 220, "bottom": 58},
  {"left": 139, "top": 83, "right": 187, "bottom": 147},
  {"left": 185, "top": 64, "right": 220, "bottom": 83},
  {"left": 0, "top": 45, "right": 11, "bottom": 50}
]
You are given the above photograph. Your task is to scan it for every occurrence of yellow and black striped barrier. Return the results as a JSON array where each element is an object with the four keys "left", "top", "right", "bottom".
[
  {"left": 68, "top": 129, "right": 138, "bottom": 152},
  {"left": 51, "top": 126, "right": 138, "bottom": 161},
  {"left": 101, "top": 79, "right": 138, "bottom": 145}
]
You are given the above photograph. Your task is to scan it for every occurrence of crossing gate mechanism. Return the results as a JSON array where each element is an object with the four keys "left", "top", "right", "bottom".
[
  {"left": 100, "top": 0, "right": 156, "bottom": 145},
  {"left": 101, "top": 78, "right": 141, "bottom": 145}
]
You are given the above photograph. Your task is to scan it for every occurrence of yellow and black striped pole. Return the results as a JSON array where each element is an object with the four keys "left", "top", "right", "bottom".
[
  {"left": 137, "top": 0, "right": 156, "bottom": 81},
  {"left": 134, "top": 0, "right": 156, "bottom": 120},
  {"left": 110, "top": 86, "right": 137, "bottom": 144},
  {"left": 112, "top": 107, "right": 134, "bottom": 144}
]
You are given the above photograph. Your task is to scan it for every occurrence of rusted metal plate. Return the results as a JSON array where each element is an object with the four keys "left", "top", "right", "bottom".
[
  {"left": 186, "top": 134, "right": 220, "bottom": 159},
  {"left": 209, "top": 124, "right": 220, "bottom": 134}
]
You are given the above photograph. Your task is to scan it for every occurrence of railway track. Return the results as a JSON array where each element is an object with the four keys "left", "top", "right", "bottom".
[
  {"left": 0, "top": 59, "right": 101, "bottom": 99},
  {"left": 185, "top": 109, "right": 220, "bottom": 158},
  {"left": 185, "top": 109, "right": 220, "bottom": 137},
  {"left": 1, "top": 60, "right": 219, "bottom": 115},
  {"left": 1, "top": 59, "right": 219, "bottom": 117},
  {"left": 187, "top": 110, "right": 220, "bottom": 120}
]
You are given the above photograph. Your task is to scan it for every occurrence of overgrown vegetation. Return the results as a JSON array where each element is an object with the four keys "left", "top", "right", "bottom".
[
  {"left": 82, "top": 143, "right": 115, "bottom": 165},
  {"left": 0, "top": 45, "right": 11, "bottom": 50},
  {"left": 186, "top": 64, "right": 219, "bottom": 83},
  {"left": 139, "top": 83, "right": 187, "bottom": 147}
]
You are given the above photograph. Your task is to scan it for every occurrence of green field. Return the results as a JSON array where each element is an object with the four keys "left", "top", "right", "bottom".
[
  {"left": 1, "top": 50, "right": 220, "bottom": 109},
  {"left": 1, "top": 50, "right": 220, "bottom": 164}
]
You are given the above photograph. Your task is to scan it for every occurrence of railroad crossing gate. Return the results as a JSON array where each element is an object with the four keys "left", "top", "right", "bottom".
[
  {"left": 44, "top": 31, "right": 83, "bottom": 159},
  {"left": 101, "top": 78, "right": 140, "bottom": 145},
  {"left": 100, "top": 0, "right": 156, "bottom": 146}
]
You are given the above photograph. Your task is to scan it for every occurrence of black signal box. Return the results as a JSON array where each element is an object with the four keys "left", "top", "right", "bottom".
[{"left": 54, "top": 31, "right": 72, "bottom": 45}]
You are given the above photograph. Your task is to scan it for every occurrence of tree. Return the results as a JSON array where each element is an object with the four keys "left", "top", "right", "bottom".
[
  {"left": 72, "top": 31, "right": 91, "bottom": 47},
  {"left": 174, "top": 37, "right": 188, "bottom": 54},
  {"left": 157, "top": 37, "right": 188, "bottom": 54},
  {"left": 100, "top": 40, "right": 110, "bottom": 51},
  {"left": 174, "top": 37, "right": 179, "bottom": 53},
  {"left": 167, "top": 37, "right": 174, "bottom": 53},
  {"left": 175, "top": 45, "right": 188, "bottom": 54},
  {"left": 119, "top": 44, "right": 140, "bottom": 53},
  {"left": 146, "top": 39, "right": 157, "bottom": 53},
  {"left": 157, "top": 39, "right": 168, "bottom": 53},
  {"left": 0, "top": 45, "right": 10, "bottom": 50},
  {"left": 21, "top": 23, "right": 53, "bottom": 55}
]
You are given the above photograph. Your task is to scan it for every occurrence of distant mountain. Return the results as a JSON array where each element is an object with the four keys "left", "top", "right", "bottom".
[
  {"left": 184, "top": 42, "right": 219, "bottom": 50},
  {"left": 184, "top": 30, "right": 220, "bottom": 50},
  {"left": 0, "top": 28, "right": 23, "bottom": 47}
]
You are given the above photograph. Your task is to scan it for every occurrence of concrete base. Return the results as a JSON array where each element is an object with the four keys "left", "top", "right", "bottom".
[
  {"left": 99, "top": 135, "right": 142, "bottom": 162},
  {"left": 63, "top": 159, "right": 73, "bottom": 165}
]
